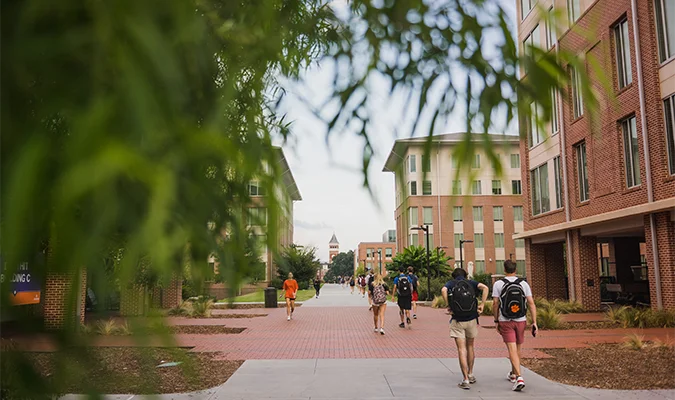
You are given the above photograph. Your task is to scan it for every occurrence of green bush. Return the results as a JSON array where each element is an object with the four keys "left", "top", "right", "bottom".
[
  {"left": 551, "top": 299, "right": 585, "bottom": 313},
  {"left": 534, "top": 307, "right": 561, "bottom": 330},
  {"left": 417, "top": 277, "right": 449, "bottom": 301},
  {"left": 167, "top": 301, "right": 191, "bottom": 316},
  {"left": 605, "top": 306, "right": 675, "bottom": 328},
  {"left": 471, "top": 272, "right": 493, "bottom": 296},
  {"left": 269, "top": 278, "right": 283, "bottom": 289},
  {"left": 190, "top": 296, "right": 213, "bottom": 318},
  {"left": 298, "top": 280, "right": 309, "bottom": 290},
  {"left": 481, "top": 300, "right": 493, "bottom": 316}
]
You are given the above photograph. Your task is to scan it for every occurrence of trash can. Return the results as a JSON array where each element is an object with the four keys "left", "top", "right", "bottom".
[{"left": 264, "top": 287, "right": 278, "bottom": 308}]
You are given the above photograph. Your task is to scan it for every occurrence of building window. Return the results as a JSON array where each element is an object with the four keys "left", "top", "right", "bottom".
[
  {"left": 576, "top": 142, "right": 590, "bottom": 202},
  {"left": 410, "top": 233, "right": 419, "bottom": 247},
  {"left": 423, "top": 207, "right": 434, "bottom": 225},
  {"left": 422, "top": 155, "right": 431, "bottom": 172},
  {"left": 512, "top": 180, "right": 522, "bottom": 195},
  {"left": 531, "top": 163, "right": 550, "bottom": 215},
  {"left": 571, "top": 66, "right": 584, "bottom": 119},
  {"left": 422, "top": 180, "right": 432, "bottom": 195},
  {"left": 493, "top": 206, "right": 504, "bottom": 221},
  {"left": 366, "top": 262, "right": 373, "bottom": 270},
  {"left": 451, "top": 206, "right": 462, "bottom": 222},
  {"left": 454, "top": 233, "right": 464, "bottom": 248},
  {"left": 409, "top": 155, "right": 416, "bottom": 172},
  {"left": 513, "top": 206, "right": 524, "bottom": 221},
  {"left": 409, "top": 207, "right": 418, "bottom": 227},
  {"left": 494, "top": 233, "right": 505, "bottom": 248},
  {"left": 511, "top": 153, "right": 520, "bottom": 168},
  {"left": 410, "top": 181, "right": 417, "bottom": 195},
  {"left": 621, "top": 116, "right": 641, "bottom": 188},
  {"left": 521, "top": 0, "right": 535, "bottom": 19},
  {"left": 474, "top": 260, "right": 485, "bottom": 274},
  {"left": 472, "top": 180, "right": 482, "bottom": 195},
  {"left": 554, "top": 156, "right": 564, "bottom": 209},
  {"left": 551, "top": 89, "right": 560, "bottom": 134},
  {"left": 546, "top": 7, "right": 557, "bottom": 49},
  {"left": 529, "top": 100, "right": 543, "bottom": 147},
  {"left": 523, "top": 25, "right": 540, "bottom": 74},
  {"left": 452, "top": 180, "right": 462, "bottom": 195},
  {"left": 473, "top": 206, "right": 483, "bottom": 222},
  {"left": 247, "top": 207, "right": 267, "bottom": 226},
  {"left": 664, "top": 94, "right": 675, "bottom": 175},
  {"left": 249, "top": 181, "right": 266, "bottom": 196},
  {"left": 452, "top": 156, "right": 459, "bottom": 168},
  {"left": 614, "top": 19, "right": 633, "bottom": 90},
  {"left": 600, "top": 257, "right": 610, "bottom": 276},
  {"left": 366, "top": 248, "right": 373, "bottom": 258},
  {"left": 423, "top": 233, "right": 434, "bottom": 249},
  {"left": 492, "top": 180, "right": 502, "bottom": 195},
  {"left": 655, "top": 0, "right": 675, "bottom": 63},
  {"left": 474, "top": 233, "right": 484, "bottom": 248},
  {"left": 515, "top": 238, "right": 525, "bottom": 248},
  {"left": 516, "top": 260, "right": 527, "bottom": 276},
  {"left": 496, "top": 260, "right": 505, "bottom": 275},
  {"left": 472, "top": 154, "right": 480, "bottom": 169},
  {"left": 568, "top": 0, "right": 581, "bottom": 23},
  {"left": 385, "top": 248, "right": 392, "bottom": 258}
]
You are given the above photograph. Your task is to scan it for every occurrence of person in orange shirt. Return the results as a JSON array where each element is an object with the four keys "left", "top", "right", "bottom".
[{"left": 282, "top": 272, "right": 299, "bottom": 321}]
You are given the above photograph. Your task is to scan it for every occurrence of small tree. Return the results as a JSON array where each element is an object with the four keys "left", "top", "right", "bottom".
[
  {"left": 387, "top": 246, "right": 452, "bottom": 278},
  {"left": 324, "top": 250, "right": 354, "bottom": 281},
  {"left": 276, "top": 245, "right": 320, "bottom": 290}
]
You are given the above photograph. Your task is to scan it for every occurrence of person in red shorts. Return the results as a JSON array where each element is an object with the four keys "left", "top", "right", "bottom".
[
  {"left": 407, "top": 266, "right": 419, "bottom": 319},
  {"left": 492, "top": 260, "right": 537, "bottom": 392}
]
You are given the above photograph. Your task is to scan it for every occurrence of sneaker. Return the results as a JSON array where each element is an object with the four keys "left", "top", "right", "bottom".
[
  {"left": 457, "top": 381, "right": 470, "bottom": 390},
  {"left": 512, "top": 376, "right": 525, "bottom": 391},
  {"left": 507, "top": 372, "right": 517, "bottom": 383},
  {"left": 406, "top": 317, "right": 411, "bottom": 324},
  {"left": 380, "top": 328, "right": 385, "bottom": 335},
  {"left": 374, "top": 327, "right": 379, "bottom": 332},
  {"left": 368, "top": 306, "right": 373, "bottom": 311},
  {"left": 287, "top": 316, "right": 291, "bottom": 321},
  {"left": 399, "top": 322, "right": 405, "bottom": 328},
  {"left": 413, "top": 314, "right": 417, "bottom": 319},
  {"left": 468, "top": 375, "right": 477, "bottom": 384}
]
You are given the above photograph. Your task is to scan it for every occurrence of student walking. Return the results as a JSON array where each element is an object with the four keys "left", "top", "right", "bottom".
[
  {"left": 441, "top": 268, "right": 489, "bottom": 390},
  {"left": 368, "top": 273, "right": 389, "bottom": 335},
  {"left": 349, "top": 276, "right": 356, "bottom": 294},
  {"left": 392, "top": 269, "right": 413, "bottom": 328},
  {"left": 366, "top": 270, "right": 375, "bottom": 310},
  {"left": 358, "top": 274, "right": 367, "bottom": 297},
  {"left": 492, "top": 260, "right": 537, "bottom": 392},
  {"left": 407, "top": 266, "right": 420, "bottom": 319},
  {"left": 313, "top": 277, "right": 322, "bottom": 298},
  {"left": 282, "top": 272, "right": 299, "bottom": 321}
]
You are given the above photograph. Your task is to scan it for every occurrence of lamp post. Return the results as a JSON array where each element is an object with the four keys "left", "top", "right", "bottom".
[
  {"left": 459, "top": 239, "right": 473, "bottom": 270},
  {"left": 377, "top": 249, "right": 383, "bottom": 275},
  {"left": 412, "top": 225, "right": 432, "bottom": 301}
]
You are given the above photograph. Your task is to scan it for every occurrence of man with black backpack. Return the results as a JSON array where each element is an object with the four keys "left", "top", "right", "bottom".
[
  {"left": 492, "top": 260, "right": 537, "bottom": 392},
  {"left": 441, "top": 267, "right": 489, "bottom": 390},
  {"left": 392, "top": 268, "right": 413, "bottom": 329}
]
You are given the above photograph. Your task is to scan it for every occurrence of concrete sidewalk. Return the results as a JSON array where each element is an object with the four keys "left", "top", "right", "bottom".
[
  {"left": 61, "top": 358, "right": 675, "bottom": 399},
  {"left": 302, "top": 283, "right": 371, "bottom": 307}
]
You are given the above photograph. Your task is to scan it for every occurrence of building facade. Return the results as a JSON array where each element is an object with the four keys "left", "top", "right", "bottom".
[
  {"left": 383, "top": 133, "right": 526, "bottom": 276},
  {"left": 356, "top": 241, "right": 397, "bottom": 275},
  {"left": 515, "top": 0, "right": 675, "bottom": 310},
  {"left": 328, "top": 233, "right": 339, "bottom": 263},
  {"left": 382, "top": 229, "right": 397, "bottom": 243}
]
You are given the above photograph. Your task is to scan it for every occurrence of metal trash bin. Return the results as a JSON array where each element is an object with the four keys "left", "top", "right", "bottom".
[{"left": 264, "top": 287, "right": 278, "bottom": 308}]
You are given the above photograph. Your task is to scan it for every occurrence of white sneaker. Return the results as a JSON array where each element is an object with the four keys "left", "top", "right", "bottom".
[
  {"left": 287, "top": 316, "right": 291, "bottom": 321},
  {"left": 380, "top": 328, "right": 385, "bottom": 335},
  {"left": 374, "top": 327, "right": 379, "bottom": 332},
  {"left": 507, "top": 372, "right": 517, "bottom": 383},
  {"left": 512, "top": 376, "right": 525, "bottom": 391}
]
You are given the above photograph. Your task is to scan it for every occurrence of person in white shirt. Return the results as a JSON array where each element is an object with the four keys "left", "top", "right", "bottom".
[{"left": 492, "top": 260, "right": 537, "bottom": 392}]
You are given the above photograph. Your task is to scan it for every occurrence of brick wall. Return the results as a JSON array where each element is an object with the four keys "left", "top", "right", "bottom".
[
  {"left": 43, "top": 269, "right": 86, "bottom": 330},
  {"left": 570, "top": 230, "right": 601, "bottom": 310},
  {"left": 644, "top": 212, "right": 675, "bottom": 310},
  {"left": 151, "top": 278, "right": 183, "bottom": 309},
  {"left": 120, "top": 285, "right": 146, "bottom": 316},
  {"left": 525, "top": 241, "right": 567, "bottom": 300}
]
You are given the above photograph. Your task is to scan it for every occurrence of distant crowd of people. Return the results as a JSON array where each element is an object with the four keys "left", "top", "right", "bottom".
[{"left": 281, "top": 260, "right": 537, "bottom": 393}]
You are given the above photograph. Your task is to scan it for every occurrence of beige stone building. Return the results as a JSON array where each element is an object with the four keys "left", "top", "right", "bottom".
[{"left": 383, "top": 133, "right": 526, "bottom": 276}]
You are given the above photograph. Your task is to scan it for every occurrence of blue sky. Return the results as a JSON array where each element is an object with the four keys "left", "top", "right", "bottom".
[{"left": 278, "top": 0, "right": 518, "bottom": 262}]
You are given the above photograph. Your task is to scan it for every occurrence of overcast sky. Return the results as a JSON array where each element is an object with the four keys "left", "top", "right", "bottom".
[{"left": 278, "top": 1, "right": 518, "bottom": 262}]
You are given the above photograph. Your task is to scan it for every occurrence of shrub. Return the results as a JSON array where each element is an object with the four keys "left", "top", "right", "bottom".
[
  {"left": 481, "top": 300, "right": 493, "bottom": 316},
  {"left": 551, "top": 299, "right": 585, "bottom": 314},
  {"left": 647, "top": 310, "right": 675, "bottom": 328},
  {"left": 431, "top": 295, "right": 447, "bottom": 309},
  {"left": 623, "top": 333, "right": 645, "bottom": 350},
  {"left": 116, "top": 321, "right": 132, "bottom": 336},
  {"left": 270, "top": 278, "right": 283, "bottom": 289},
  {"left": 417, "top": 277, "right": 449, "bottom": 301},
  {"left": 298, "top": 280, "right": 309, "bottom": 290},
  {"left": 95, "top": 319, "right": 117, "bottom": 335},
  {"left": 605, "top": 306, "right": 675, "bottom": 329},
  {"left": 535, "top": 307, "right": 561, "bottom": 330},
  {"left": 167, "top": 301, "right": 191, "bottom": 316},
  {"left": 605, "top": 305, "right": 630, "bottom": 326},
  {"left": 534, "top": 297, "right": 552, "bottom": 310},
  {"left": 80, "top": 324, "right": 92, "bottom": 335},
  {"left": 471, "top": 272, "right": 492, "bottom": 296},
  {"left": 190, "top": 296, "right": 213, "bottom": 318},
  {"left": 651, "top": 338, "right": 674, "bottom": 350}
]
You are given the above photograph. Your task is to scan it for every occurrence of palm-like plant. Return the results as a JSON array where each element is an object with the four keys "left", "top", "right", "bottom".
[{"left": 387, "top": 246, "right": 452, "bottom": 278}]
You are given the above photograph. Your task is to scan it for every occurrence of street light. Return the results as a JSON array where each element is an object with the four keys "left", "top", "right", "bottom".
[
  {"left": 412, "top": 225, "right": 432, "bottom": 301},
  {"left": 377, "top": 249, "right": 383, "bottom": 275},
  {"left": 459, "top": 239, "right": 473, "bottom": 270}
]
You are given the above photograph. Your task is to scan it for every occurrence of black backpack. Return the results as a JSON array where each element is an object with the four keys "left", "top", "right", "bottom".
[
  {"left": 450, "top": 280, "right": 477, "bottom": 318},
  {"left": 397, "top": 276, "right": 412, "bottom": 297},
  {"left": 499, "top": 278, "right": 527, "bottom": 319}
]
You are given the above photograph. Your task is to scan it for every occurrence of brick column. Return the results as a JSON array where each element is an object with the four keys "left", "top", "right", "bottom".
[
  {"left": 644, "top": 212, "right": 675, "bottom": 310},
  {"left": 120, "top": 285, "right": 146, "bottom": 316},
  {"left": 570, "top": 230, "right": 601, "bottom": 310},
  {"left": 160, "top": 278, "right": 183, "bottom": 308},
  {"left": 525, "top": 241, "right": 567, "bottom": 300},
  {"left": 43, "top": 269, "right": 86, "bottom": 330},
  {"left": 525, "top": 239, "right": 547, "bottom": 297}
]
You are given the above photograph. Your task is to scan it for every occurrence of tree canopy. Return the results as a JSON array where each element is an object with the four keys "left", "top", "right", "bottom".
[
  {"left": 275, "top": 245, "right": 321, "bottom": 289},
  {"left": 324, "top": 251, "right": 355, "bottom": 281},
  {"left": 387, "top": 246, "right": 452, "bottom": 278}
]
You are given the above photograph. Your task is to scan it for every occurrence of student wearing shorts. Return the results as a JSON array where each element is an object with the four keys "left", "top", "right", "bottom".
[
  {"left": 282, "top": 272, "right": 298, "bottom": 321},
  {"left": 392, "top": 269, "right": 413, "bottom": 328}
]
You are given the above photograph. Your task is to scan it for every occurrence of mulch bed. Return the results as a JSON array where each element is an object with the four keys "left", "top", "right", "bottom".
[
  {"left": 523, "top": 343, "right": 675, "bottom": 389},
  {"left": 2, "top": 348, "right": 242, "bottom": 395},
  {"left": 207, "top": 313, "right": 267, "bottom": 319},
  {"left": 171, "top": 325, "right": 245, "bottom": 335},
  {"left": 558, "top": 321, "right": 621, "bottom": 330}
]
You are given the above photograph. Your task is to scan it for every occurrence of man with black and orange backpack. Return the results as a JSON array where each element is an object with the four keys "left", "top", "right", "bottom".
[{"left": 492, "top": 260, "right": 537, "bottom": 392}]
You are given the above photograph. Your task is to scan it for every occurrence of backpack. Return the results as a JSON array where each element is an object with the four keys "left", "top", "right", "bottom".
[
  {"left": 450, "top": 280, "right": 477, "bottom": 319},
  {"left": 499, "top": 278, "right": 527, "bottom": 319},
  {"left": 372, "top": 284, "right": 387, "bottom": 305},
  {"left": 409, "top": 274, "right": 419, "bottom": 291},
  {"left": 396, "top": 275, "right": 412, "bottom": 297},
  {"left": 359, "top": 277, "right": 365, "bottom": 286}
]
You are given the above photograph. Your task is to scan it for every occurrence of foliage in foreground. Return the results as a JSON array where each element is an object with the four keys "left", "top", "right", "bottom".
[
  {"left": 605, "top": 306, "right": 675, "bottom": 329},
  {"left": 622, "top": 334, "right": 646, "bottom": 350}
]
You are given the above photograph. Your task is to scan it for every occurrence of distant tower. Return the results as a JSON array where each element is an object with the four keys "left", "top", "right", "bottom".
[{"left": 329, "top": 233, "right": 339, "bottom": 263}]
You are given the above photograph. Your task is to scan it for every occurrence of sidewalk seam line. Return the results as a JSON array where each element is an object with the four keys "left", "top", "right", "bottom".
[{"left": 383, "top": 373, "right": 395, "bottom": 397}]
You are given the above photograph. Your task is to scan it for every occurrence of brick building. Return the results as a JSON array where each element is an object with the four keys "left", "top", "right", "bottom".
[
  {"left": 514, "top": 0, "right": 675, "bottom": 310},
  {"left": 355, "top": 241, "right": 397, "bottom": 276},
  {"left": 383, "top": 133, "right": 526, "bottom": 276}
]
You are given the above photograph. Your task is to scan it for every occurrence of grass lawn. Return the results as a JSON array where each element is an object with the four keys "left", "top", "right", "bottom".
[{"left": 222, "top": 288, "right": 317, "bottom": 303}]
